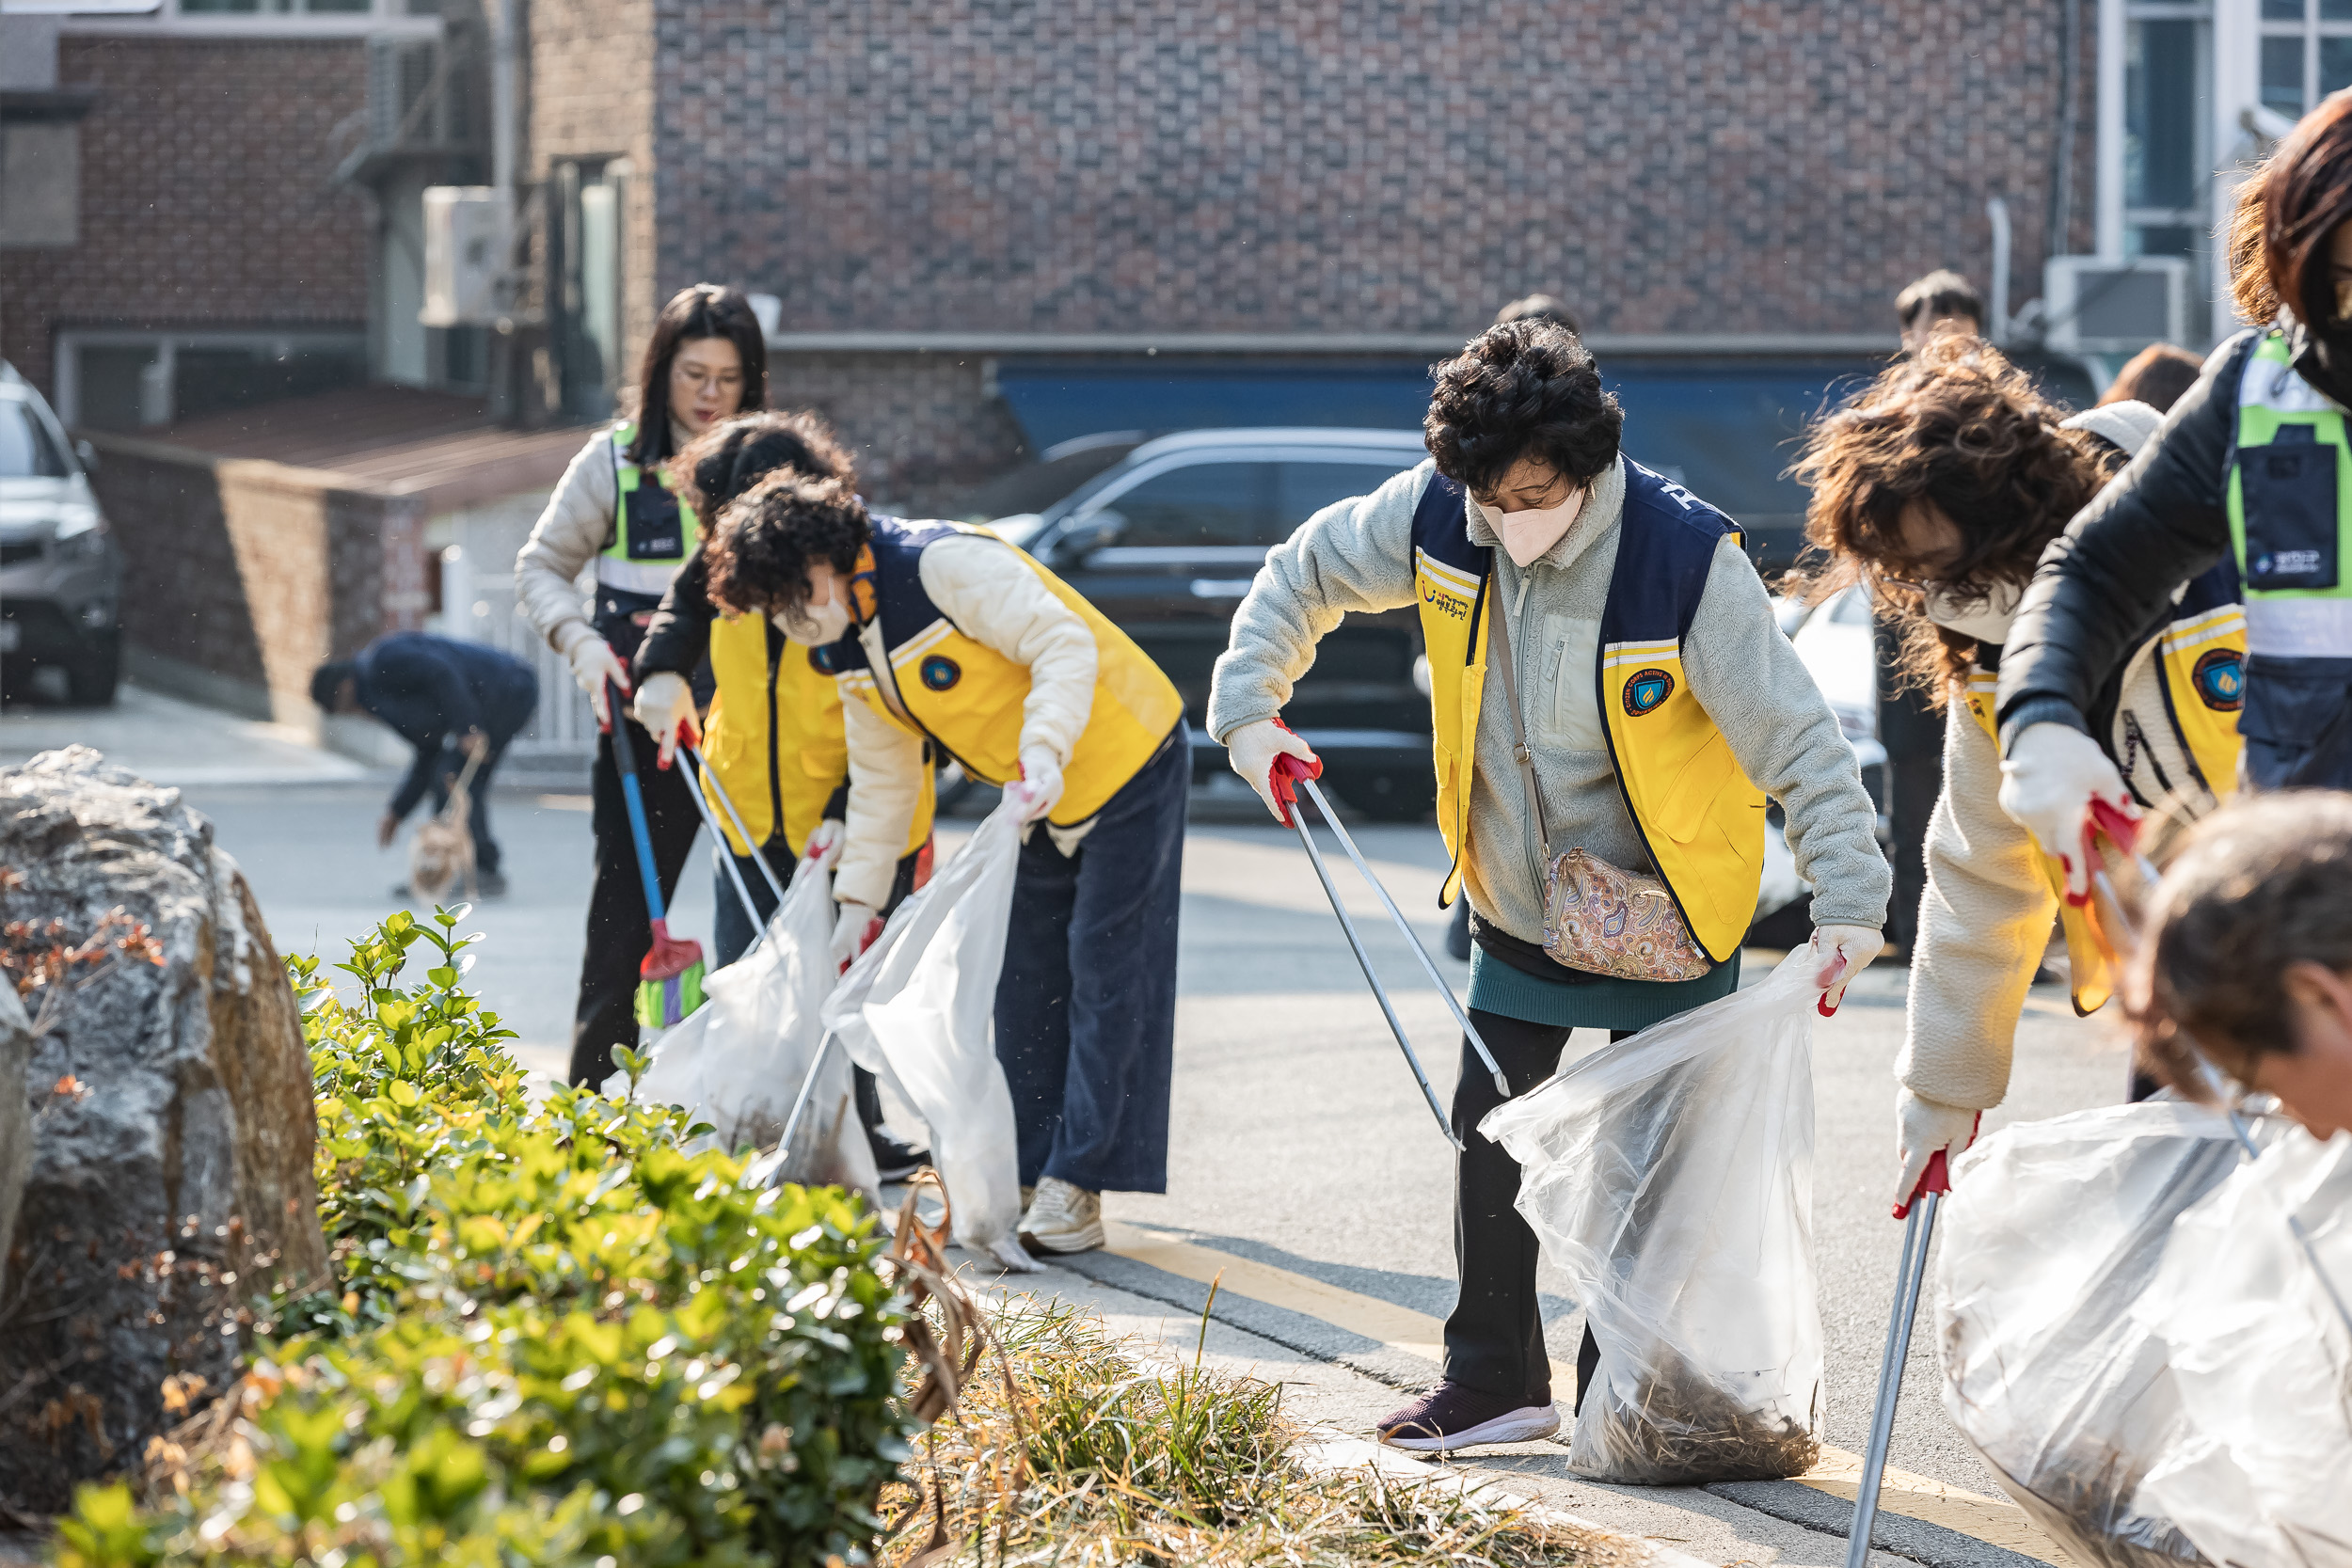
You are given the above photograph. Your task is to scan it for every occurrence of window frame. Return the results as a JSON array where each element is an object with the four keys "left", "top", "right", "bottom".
[
  {"left": 2257, "top": 0, "right": 2352, "bottom": 119},
  {"left": 58, "top": 0, "right": 439, "bottom": 40},
  {"left": 52, "top": 326, "right": 370, "bottom": 429}
]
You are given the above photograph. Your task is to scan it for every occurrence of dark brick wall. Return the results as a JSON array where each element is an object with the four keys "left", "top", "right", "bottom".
[
  {"left": 647, "top": 2, "right": 2099, "bottom": 339},
  {"left": 765, "top": 351, "right": 1027, "bottom": 516},
  {"left": 1, "top": 37, "right": 373, "bottom": 398}
]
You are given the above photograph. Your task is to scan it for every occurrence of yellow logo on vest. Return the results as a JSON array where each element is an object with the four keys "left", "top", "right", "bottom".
[{"left": 1622, "top": 668, "right": 1675, "bottom": 717}]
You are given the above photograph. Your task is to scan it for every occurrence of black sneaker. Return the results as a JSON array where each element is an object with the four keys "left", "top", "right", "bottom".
[
  {"left": 1376, "top": 1382, "right": 1560, "bottom": 1453},
  {"left": 476, "top": 869, "right": 509, "bottom": 897},
  {"left": 868, "top": 1132, "right": 930, "bottom": 1184}
]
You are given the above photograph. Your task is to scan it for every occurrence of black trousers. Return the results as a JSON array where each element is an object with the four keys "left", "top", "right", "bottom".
[
  {"left": 567, "top": 720, "right": 702, "bottom": 1086},
  {"left": 1446, "top": 1010, "right": 1630, "bottom": 1410}
]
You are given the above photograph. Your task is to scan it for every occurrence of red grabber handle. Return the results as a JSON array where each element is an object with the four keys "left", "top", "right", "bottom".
[
  {"left": 1265, "top": 720, "right": 1324, "bottom": 827},
  {"left": 1892, "top": 1137, "right": 1965, "bottom": 1220},
  {"left": 2088, "top": 796, "right": 2140, "bottom": 856}
]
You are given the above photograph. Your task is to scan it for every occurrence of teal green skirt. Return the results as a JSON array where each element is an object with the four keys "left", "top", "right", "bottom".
[{"left": 1466, "top": 944, "right": 1741, "bottom": 1033}]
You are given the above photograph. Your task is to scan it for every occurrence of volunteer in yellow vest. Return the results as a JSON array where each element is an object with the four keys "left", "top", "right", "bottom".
[
  {"left": 701, "top": 470, "right": 1187, "bottom": 1256},
  {"left": 631, "top": 411, "right": 940, "bottom": 1181},
  {"left": 516, "top": 283, "right": 765, "bottom": 1087},
  {"left": 1793, "top": 339, "right": 2246, "bottom": 1213},
  {"left": 1207, "top": 319, "right": 1890, "bottom": 1454}
]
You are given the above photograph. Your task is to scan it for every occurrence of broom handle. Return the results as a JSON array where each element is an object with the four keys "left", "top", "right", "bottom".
[
  {"left": 606, "top": 682, "right": 669, "bottom": 925},
  {"left": 686, "top": 745, "right": 792, "bottom": 908}
]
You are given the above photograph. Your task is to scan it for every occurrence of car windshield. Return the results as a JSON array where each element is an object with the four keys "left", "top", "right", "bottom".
[{"left": 0, "top": 401, "right": 71, "bottom": 480}]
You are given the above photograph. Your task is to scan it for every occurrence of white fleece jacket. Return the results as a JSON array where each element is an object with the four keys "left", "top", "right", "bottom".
[
  {"left": 834, "top": 531, "right": 1099, "bottom": 909},
  {"left": 1207, "top": 457, "right": 1890, "bottom": 944}
]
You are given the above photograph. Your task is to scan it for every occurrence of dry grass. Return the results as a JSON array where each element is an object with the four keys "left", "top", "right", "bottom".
[{"left": 877, "top": 1296, "right": 1623, "bottom": 1568}]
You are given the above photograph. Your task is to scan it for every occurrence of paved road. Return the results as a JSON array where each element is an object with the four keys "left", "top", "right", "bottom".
[{"left": 7, "top": 687, "right": 2129, "bottom": 1561}]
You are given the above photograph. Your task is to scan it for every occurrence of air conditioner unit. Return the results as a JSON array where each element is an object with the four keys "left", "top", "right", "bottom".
[
  {"left": 421, "top": 186, "right": 505, "bottom": 326},
  {"left": 2042, "top": 256, "right": 2192, "bottom": 353}
]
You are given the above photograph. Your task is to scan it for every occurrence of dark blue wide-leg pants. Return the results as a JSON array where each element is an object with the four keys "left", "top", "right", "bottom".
[{"left": 993, "top": 726, "right": 1186, "bottom": 1194}]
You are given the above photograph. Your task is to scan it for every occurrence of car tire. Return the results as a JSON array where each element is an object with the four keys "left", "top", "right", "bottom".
[
  {"left": 65, "top": 631, "right": 121, "bottom": 706},
  {"left": 1329, "top": 762, "right": 1436, "bottom": 823}
]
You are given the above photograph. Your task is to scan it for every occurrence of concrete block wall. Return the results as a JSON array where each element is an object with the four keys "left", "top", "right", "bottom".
[{"left": 0, "top": 38, "right": 372, "bottom": 396}]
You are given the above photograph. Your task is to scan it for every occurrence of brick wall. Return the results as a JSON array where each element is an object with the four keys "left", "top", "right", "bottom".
[
  {"left": 765, "top": 351, "right": 1027, "bottom": 515},
  {"left": 1, "top": 37, "right": 372, "bottom": 396},
  {"left": 87, "top": 435, "right": 429, "bottom": 728},
  {"left": 647, "top": 1, "right": 2096, "bottom": 339}
]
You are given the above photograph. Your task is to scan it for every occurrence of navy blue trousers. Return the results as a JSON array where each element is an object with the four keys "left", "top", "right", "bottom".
[{"left": 993, "top": 726, "right": 1186, "bottom": 1194}]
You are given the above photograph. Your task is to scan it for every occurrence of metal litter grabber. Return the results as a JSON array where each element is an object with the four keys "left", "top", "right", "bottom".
[
  {"left": 1844, "top": 1148, "right": 1953, "bottom": 1568},
  {"left": 1269, "top": 752, "right": 1499, "bottom": 1149}
]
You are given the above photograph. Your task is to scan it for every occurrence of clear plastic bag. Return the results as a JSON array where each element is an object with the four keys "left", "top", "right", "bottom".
[
  {"left": 1934, "top": 1101, "right": 2274, "bottom": 1568},
  {"left": 626, "top": 850, "right": 880, "bottom": 1196},
  {"left": 1481, "top": 948, "right": 1823, "bottom": 1483},
  {"left": 826, "top": 800, "right": 1039, "bottom": 1274},
  {"left": 2135, "top": 1129, "right": 2352, "bottom": 1568}
]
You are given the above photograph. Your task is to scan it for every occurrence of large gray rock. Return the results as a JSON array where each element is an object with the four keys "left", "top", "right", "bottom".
[
  {"left": 0, "top": 747, "right": 326, "bottom": 1514},
  {"left": 0, "top": 984, "right": 28, "bottom": 1307}
]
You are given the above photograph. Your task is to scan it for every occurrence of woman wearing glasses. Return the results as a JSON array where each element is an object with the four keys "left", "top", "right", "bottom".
[
  {"left": 515, "top": 282, "right": 769, "bottom": 1086},
  {"left": 1794, "top": 335, "right": 2244, "bottom": 1208}
]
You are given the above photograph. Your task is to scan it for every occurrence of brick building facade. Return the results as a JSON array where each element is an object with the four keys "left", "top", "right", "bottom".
[{"left": 507, "top": 0, "right": 2104, "bottom": 513}]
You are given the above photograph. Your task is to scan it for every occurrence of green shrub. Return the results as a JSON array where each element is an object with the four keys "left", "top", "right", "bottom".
[{"left": 55, "top": 909, "right": 915, "bottom": 1567}]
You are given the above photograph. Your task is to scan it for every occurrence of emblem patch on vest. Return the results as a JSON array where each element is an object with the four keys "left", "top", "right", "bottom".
[
  {"left": 2192, "top": 647, "right": 2245, "bottom": 711},
  {"left": 1623, "top": 669, "right": 1675, "bottom": 717},
  {"left": 920, "top": 654, "right": 961, "bottom": 691}
]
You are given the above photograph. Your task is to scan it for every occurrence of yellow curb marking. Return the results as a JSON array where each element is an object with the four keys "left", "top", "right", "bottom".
[{"left": 1101, "top": 1220, "right": 2072, "bottom": 1568}]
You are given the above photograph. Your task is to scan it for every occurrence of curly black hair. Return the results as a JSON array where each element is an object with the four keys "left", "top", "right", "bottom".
[
  {"left": 704, "top": 472, "right": 870, "bottom": 619},
  {"left": 671, "top": 409, "right": 855, "bottom": 517},
  {"left": 1423, "top": 320, "right": 1624, "bottom": 496}
]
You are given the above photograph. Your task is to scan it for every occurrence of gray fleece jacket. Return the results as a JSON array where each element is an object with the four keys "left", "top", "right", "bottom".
[{"left": 1206, "top": 457, "right": 1890, "bottom": 945}]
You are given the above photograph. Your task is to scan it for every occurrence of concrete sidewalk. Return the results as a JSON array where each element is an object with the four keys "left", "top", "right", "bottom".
[{"left": 0, "top": 685, "right": 372, "bottom": 786}]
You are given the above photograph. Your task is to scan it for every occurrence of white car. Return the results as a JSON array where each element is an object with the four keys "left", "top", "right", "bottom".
[{"left": 1754, "top": 583, "right": 1890, "bottom": 934}]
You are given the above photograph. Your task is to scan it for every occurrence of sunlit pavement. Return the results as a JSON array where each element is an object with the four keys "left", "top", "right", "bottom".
[{"left": 7, "top": 700, "right": 2117, "bottom": 1564}]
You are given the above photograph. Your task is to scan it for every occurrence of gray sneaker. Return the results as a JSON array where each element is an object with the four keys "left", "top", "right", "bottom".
[{"left": 1018, "top": 1176, "right": 1105, "bottom": 1254}]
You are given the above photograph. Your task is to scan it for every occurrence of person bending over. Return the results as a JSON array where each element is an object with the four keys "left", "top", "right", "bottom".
[
  {"left": 700, "top": 472, "right": 1186, "bottom": 1255},
  {"left": 1208, "top": 317, "right": 1890, "bottom": 1453}
]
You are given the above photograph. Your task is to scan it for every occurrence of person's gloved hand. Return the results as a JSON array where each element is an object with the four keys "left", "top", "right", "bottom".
[
  {"left": 830, "top": 900, "right": 882, "bottom": 973},
  {"left": 1999, "top": 721, "right": 2135, "bottom": 900},
  {"left": 1004, "top": 747, "right": 1064, "bottom": 823},
  {"left": 1894, "top": 1086, "right": 1981, "bottom": 1213},
  {"left": 1225, "top": 719, "right": 1320, "bottom": 822},
  {"left": 1811, "top": 924, "right": 1884, "bottom": 1013},
  {"left": 631, "top": 672, "right": 699, "bottom": 768},
  {"left": 567, "top": 638, "right": 631, "bottom": 728},
  {"left": 802, "top": 817, "right": 846, "bottom": 868}
]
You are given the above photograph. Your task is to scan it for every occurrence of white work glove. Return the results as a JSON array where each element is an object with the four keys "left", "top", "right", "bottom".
[
  {"left": 1224, "top": 718, "right": 1319, "bottom": 822},
  {"left": 631, "top": 671, "right": 699, "bottom": 768},
  {"left": 1811, "top": 924, "right": 1883, "bottom": 1014},
  {"left": 830, "top": 900, "right": 882, "bottom": 973},
  {"left": 1003, "top": 746, "right": 1065, "bottom": 823},
  {"left": 567, "top": 637, "right": 632, "bottom": 727},
  {"left": 1998, "top": 721, "right": 2134, "bottom": 900},
  {"left": 802, "top": 817, "right": 846, "bottom": 868},
  {"left": 1894, "top": 1086, "right": 1981, "bottom": 1215}
]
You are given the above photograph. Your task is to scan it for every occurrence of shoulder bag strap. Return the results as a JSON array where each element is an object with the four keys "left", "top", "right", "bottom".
[{"left": 1484, "top": 578, "right": 1551, "bottom": 863}]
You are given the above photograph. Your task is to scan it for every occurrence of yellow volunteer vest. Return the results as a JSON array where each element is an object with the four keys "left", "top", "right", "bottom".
[{"left": 835, "top": 517, "right": 1184, "bottom": 826}]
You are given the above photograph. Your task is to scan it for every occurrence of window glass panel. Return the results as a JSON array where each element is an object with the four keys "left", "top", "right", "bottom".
[
  {"left": 1103, "top": 463, "right": 1279, "bottom": 548},
  {"left": 2264, "top": 35, "right": 2309, "bottom": 117},
  {"left": 173, "top": 343, "right": 368, "bottom": 425},
  {"left": 2325, "top": 35, "right": 2352, "bottom": 96},
  {"left": 0, "top": 404, "right": 70, "bottom": 480},
  {"left": 75, "top": 344, "right": 162, "bottom": 431},
  {"left": 2129, "top": 225, "right": 2200, "bottom": 258},
  {"left": 304, "top": 0, "right": 373, "bottom": 11},
  {"left": 2265, "top": 0, "right": 2307, "bottom": 17},
  {"left": 2324, "top": 0, "right": 2352, "bottom": 19},
  {"left": 177, "top": 0, "right": 268, "bottom": 11},
  {"left": 1274, "top": 462, "right": 1418, "bottom": 541},
  {"left": 2128, "top": 20, "right": 2201, "bottom": 210}
]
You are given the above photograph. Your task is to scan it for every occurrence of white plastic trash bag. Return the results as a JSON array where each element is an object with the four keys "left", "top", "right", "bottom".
[
  {"left": 624, "top": 851, "right": 879, "bottom": 1197},
  {"left": 825, "top": 800, "right": 1038, "bottom": 1274},
  {"left": 1481, "top": 948, "right": 1822, "bottom": 1483},
  {"left": 2134, "top": 1128, "right": 2352, "bottom": 1568},
  {"left": 1934, "top": 1101, "right": 2276, "bottom": 1568}
]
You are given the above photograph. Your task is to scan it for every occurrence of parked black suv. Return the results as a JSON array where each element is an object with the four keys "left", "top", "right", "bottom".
[{"left": 993, "top": 428, "right": 1434, "bottom": 818}]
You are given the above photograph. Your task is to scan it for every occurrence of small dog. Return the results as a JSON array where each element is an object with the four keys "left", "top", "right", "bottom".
[{"left": 407, "top": 750, "right": 482, "bottom": 904}]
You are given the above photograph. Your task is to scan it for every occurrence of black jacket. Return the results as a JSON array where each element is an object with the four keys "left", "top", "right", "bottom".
[
  {"left": 355, "top": 632, "right": 537, "bottom": 820},
  {"left": 1997, "top": 322, "right": 2352, "bottom": 751}
]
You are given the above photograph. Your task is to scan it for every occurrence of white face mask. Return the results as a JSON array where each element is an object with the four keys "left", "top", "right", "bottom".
[
  {"left": 1476, "top": 489, "right": 1587, "bottom": 567},
  {"left": 1921, "top": 578, "right": 2025, "bottom": 645},
  {"left": 773, "top": 594, "right": 851, "bottom": 646}
]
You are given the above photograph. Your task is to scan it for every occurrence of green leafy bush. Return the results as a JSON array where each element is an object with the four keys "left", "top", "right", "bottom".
[{"left": 55, "top": 909, "right": 915, "bottom": 1567}]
